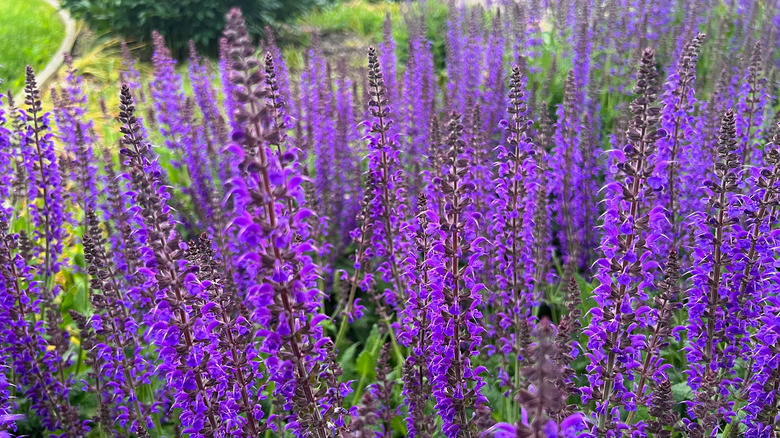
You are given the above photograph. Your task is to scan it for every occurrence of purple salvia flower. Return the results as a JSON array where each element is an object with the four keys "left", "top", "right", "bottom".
[
  {"left": 572, "top": 0, "right": 592, "bottom": 96},
  {"left": 579, "top": 112, "right": 603, "bottom": 271},
  {"left": 445, "top": 1, "right": 466, "bottom": 109},
  {"left": 744, "top": 290, "right": 780, "bottom": 438},
  {"left": 490, "top": 66, "right": 537, "bottom": 371},
  {"left": 423, "top": 115, "right": 446, "bottom": 221},
  {"left": 0, "top": 375, "right": 21, "bottom": 436},
  {"left": 737, "top": 42, "right": 768, "bottom": 168},
  {"left": 333, "top": 58, "right": 361, "bottom": 248},
  {"left": 399, "top": 193, "right": 437, "bottom": 438},
  {"left": 429, "top": 111, "right": 489, "bottom": 438},
  {"left": 736, "top": 127, "right": 780, "bottom": 437},
  {"left": 68, "top": 308, "right": 122, "bottom": 436},
  {"left": 52, "top": 55, "right": 99, "bottom": 217},
  {"left": 402, "top": 16, "right": 436, "bottom": 196},
  {"left": 187, "top": 41, "right": 226, "bottom": 168},
  {"left": 117, "top": 85, "right": 224, "bottom": 436},
  {"left": 266, "top": 51, "right": 332, "bottom": 280},
  {"left": 683, "top": 109, "right": 742, "bottom": 435},
  {"left": 585, "top": 48, "right": 665, "bottom": 436},
  {"left": 362, "top": 46, "right": 414, "bottom": 315},
  {"left": 3, "top": 91, "right": 28, "bottom": 211},
  {"left": 304, "top": 48, "right": 336, "bottom": 214},
  {"left": 549, "top": 71, "right": 584, "bottom": 276},
  {"left": 0, "top": 224, "right": 85, "bottom": 436},
  {"left": 18, "top": 73, "right": 75, "bottom": 423},
  {"left": 219, "top": 37, "right": 240, "bottom": 136},
  {"left": 465, "top": 106, "right": 494, "bottom": 241},
  {"left": 657, "top": 33, "right": 705, "bottom": 249},
  {"left": 267, "top": 51, "right": 333, "bottom": 282},
  {"left": 263, "top": 26, "right": 294, "bottom": 120},
  {"left": 480, "top": 16, "right": 506, "bottom": 140},
  {"left": 0, "top": 92, "right": 12, "bottom": 221},
  {"left": 186, "top": 234, "right": 266, "bottom": 436},
  {"left": 98, "top": 148, "right": 150, "bottom": 310},
  {"left": 224, "top": 9, "right": 343, "bottom": 436},
  {"left": 531, "top": 103, "right": 555, "bottom": 289},
  {"left": 526, "top": 6, "right": 544, "bottom": 72},
  {"left": 21, "top": 66, "right": 66, "bottom": 287},
  {"left": 624, "top": 248, "right": 683, "bottom": 433},
  {"left": 79, "top": 209, "right": 155, "bottom": 433},
  {"left": 150, "top": 31, "right": 189, "bottom": 160},
  {"left": 180, "top": 97, "right": 217, "bottom": 228},
  {"left": 459, "top": 7, "right": 486, "bottom": 115},
  {"left": 334, "top": 187, "right": 374, "bottom": 349},
  {"left": 685, "top": 68, "right": 730, "bottom": 223}
]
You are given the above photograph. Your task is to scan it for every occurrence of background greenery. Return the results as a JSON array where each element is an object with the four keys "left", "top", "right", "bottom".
[
  {"left": 0, "top": 0, "right": 65, "bottom": 91},
  {"left": 61, "top": 0, "right": 332, "bottom": 57}
]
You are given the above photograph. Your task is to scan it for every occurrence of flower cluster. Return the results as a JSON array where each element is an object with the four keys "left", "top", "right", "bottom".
[{"left": 1, "top": 1, "right": 779, "bottom": 438}]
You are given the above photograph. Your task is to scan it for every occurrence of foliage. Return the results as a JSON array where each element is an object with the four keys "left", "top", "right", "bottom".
[
  {"left": 292, "top": 0, "right": 449, "bottom": 70},
  {"left": 0, "top": 0, "right": 64, "bottom": 91},
  {"left": 60, "top": 0, "right": 329, "bottom": 57}
]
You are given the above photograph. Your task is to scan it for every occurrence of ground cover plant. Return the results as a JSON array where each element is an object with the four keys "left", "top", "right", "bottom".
[{"left": 1, "top": 0, "right": 780, "bottom": 437}]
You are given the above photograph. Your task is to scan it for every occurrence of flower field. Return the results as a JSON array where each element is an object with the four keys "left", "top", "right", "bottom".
[{"left": 1, "top": 0, "right": 779, "bottom": 437}]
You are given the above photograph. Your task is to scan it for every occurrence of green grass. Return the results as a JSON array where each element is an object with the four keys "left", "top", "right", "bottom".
[
  {"left": 298, "top": 0, "right": 403, "bottom": 40},
  {"left": 288, "top": 0, "right": 449, "bottom": 72},
  {"left": 0, "top": 0, "right": 65, "bottom": 92}
]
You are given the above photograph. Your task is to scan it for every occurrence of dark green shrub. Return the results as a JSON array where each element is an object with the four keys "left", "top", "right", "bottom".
[{"left": 61, "top": 0, "right": 329, "bottom": 57}]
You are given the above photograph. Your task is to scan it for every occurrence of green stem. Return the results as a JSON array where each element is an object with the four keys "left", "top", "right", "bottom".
[
  {"left": 153, "top": 413, "right": 164, "bottom": 437},
  {"left": 720, "top": 400, "right": 741, "bottom": 438},
  {"left": 352, "top": 332, "right": 390, "bottom": 405},
  {"left": 385, "top": 318, "right": 405, "bottom": 367},
  {"left": 352, "top": 374, "right": 367, "bottom": 406},
  {"left": 264, "top": 404, "right": 274, "bottom": 438},
  {"left": 334, "top": 314, "right": 349, "bottom": 350}
]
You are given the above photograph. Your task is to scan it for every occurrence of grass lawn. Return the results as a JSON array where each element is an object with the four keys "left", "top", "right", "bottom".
[{"left": 0, "top": 0, "right": 65, "bottom": 92}]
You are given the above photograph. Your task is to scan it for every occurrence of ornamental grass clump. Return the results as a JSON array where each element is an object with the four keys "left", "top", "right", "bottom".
[{"left": 2, "top": 0, "right": 780, "bottom": 437}]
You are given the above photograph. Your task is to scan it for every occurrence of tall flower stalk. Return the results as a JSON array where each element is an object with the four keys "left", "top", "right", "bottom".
[
  {"left": 491, "top": 65, "right": 537, "bottom": 417},
  {"left": 430, "top": 111, "right": 488, "bottom": 438},
  {"left": 550, "top": 71, "right": 583, "bottom": 276},
  {"left": 118, "top": 84, "right": 222, "bottom": 436},
  {"left": 223, "top": 9, "right": 343, "bottom": 436},
  {"left": 684, "top": 109, "right": 741, "bottom": 436},
  {"left": 658, "top": 33, "right": 705, "bottom": 248},
  {"left": 585, "top": 48, "right": 666, "bottom": 435}
]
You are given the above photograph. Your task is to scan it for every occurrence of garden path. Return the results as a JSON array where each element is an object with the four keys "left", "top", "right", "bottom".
[{"left": 13, "top": 0, "right": 76, "bottom": 105}]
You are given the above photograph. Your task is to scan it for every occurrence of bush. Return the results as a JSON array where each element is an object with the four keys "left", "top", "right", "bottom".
[{"left": 61, "top": 0, "right": 328, "bottom": 57}]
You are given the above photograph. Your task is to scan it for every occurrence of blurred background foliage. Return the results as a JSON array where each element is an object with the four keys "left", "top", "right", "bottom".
[
  {"left": 61, "top": 0, "right": 333, "bottom": 57},
  {"left": 0, "top": 0, "right": 64, "bottom": 91}
]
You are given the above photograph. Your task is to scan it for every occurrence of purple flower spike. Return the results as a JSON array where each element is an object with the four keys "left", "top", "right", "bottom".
[
  {"left": 224, "top": 9, "right": 345, "bottom": 437},
  {"left": 585, "top": 48, "right": 666, "bottom": 435}
]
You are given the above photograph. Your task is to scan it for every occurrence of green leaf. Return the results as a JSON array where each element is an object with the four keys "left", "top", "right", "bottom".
[
  {"left": 390, "top": 415, "right": 407, "bottom": 435},
  {"left": 355, "top": 349, "right": 377, "bottom": 380},
  {"left": 338, "top": 342, "right": 360, "bottom": 379},
  {"left": 630, "top": 405, "right": 651, "bottom": 423},
  {"left": 671, "top": 382, "right": 693, "bottom": 401},
  {"left": 364, "top": 324, "right": 381, "bottom": 353}
]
